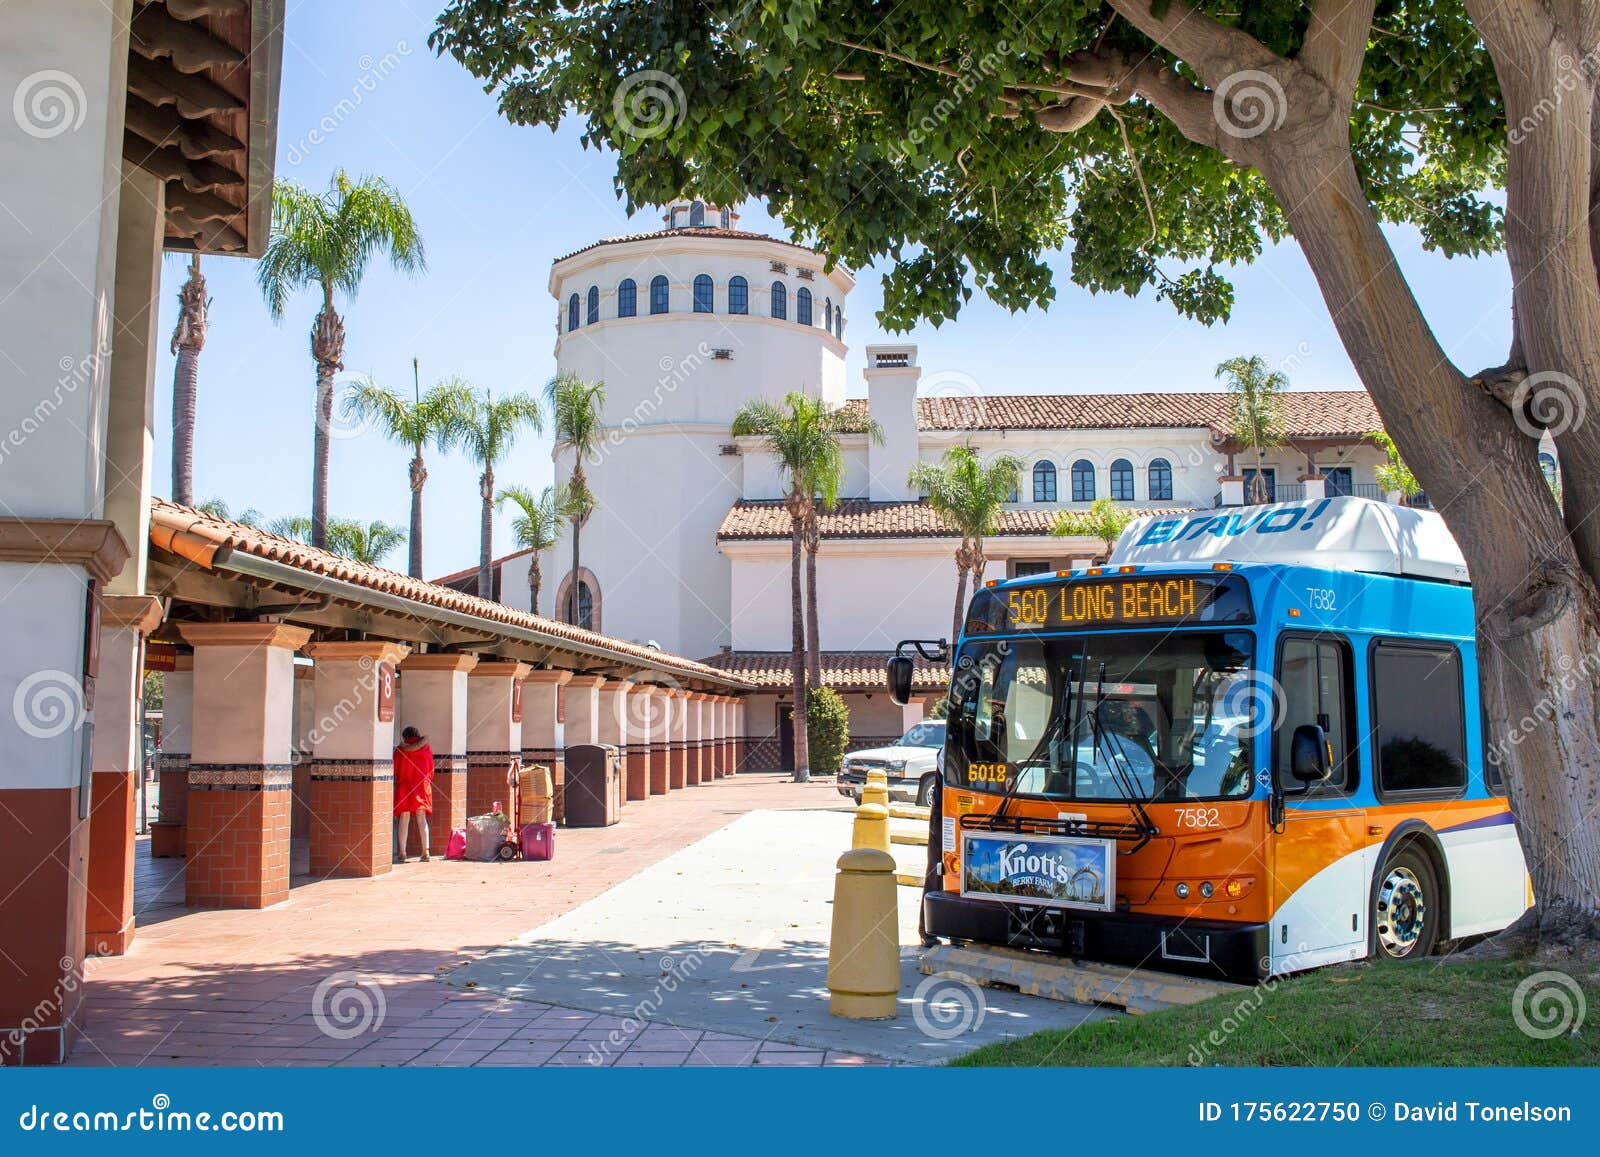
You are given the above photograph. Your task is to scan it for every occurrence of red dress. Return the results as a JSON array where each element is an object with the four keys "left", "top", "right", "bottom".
[{"left": 393, "top": 741, "right": 434, "bottom": 816}]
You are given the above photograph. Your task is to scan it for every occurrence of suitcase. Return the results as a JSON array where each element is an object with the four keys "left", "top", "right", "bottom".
[
  {"left": 445, "top": 828, "right": 467, "bottom": 861},
  {"left": 519, "top": 822, "right": 554, "bottom": 862}
]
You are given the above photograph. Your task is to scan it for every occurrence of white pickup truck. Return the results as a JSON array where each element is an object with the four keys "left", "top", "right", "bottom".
[{"left": 834, "top": 719, "right": 947, "bottom": 806}]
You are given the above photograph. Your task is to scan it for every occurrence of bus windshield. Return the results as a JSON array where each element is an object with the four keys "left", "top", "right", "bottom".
[{"left": 945, "top": 630, "right": 1258, "bottom": 802}]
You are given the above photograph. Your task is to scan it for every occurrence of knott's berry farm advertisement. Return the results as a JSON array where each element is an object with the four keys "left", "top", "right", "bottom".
[{"left": 960, "top": 833, "right": 1116, "bottom": 912}]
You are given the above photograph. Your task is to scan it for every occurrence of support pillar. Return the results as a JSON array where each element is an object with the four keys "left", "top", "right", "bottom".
[
  {"left": 704, "top": 695, "right": 721, "bottom": 779},
  {"left": 520, "top": 670, "right": 570, "bottom": 823},
  {"left": 668, "top": 690, "right": 688, "bottom": 789},
  {"left": 563, "top": 674, "right": 604, "bottom": 802},
  {"left": 179, "top": 623, "right": 310, "bottom": 909},
  {"left": 151, "top": 653, "right": 191, "bottom": 857},
  {"left": 622, "top": 683, "right": 657, "bottom": 801},
  {"left": 721, "top": 697, "right": 735, "bottom": 779},
  {"left": 686, "top": 693, "right": 705, "bottom": 785},
  {"left": 465, "top": 660, "right": 528, "bottom": 819},
  {"left": 595, "top": 679, "right": 631, "bottom": 808},
  {"left": 734, "top": 700, "right": 747, "bottom": 773},
  {"left": 305, "top": 641, "right": 409, "bottom": 878},
  {"left": 645, "top": 688, "right": 671, "bottom": 795},
  {"left": 85, "top": 595, "right": 163, "bottom": 956},
  {"left": 289, "top": 663, "right": 316, "bottom": 841},
  {"left": 397, "top": 653, "right": 478, "bottom": 855}
]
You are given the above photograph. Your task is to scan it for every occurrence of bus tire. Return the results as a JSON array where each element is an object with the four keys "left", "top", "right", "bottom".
[
  {"left": 1372, "top": 845, "right": 1440, "bottom": 960},
  {"left": 916, "top": 774, "right": 938, "bottom": 808}
]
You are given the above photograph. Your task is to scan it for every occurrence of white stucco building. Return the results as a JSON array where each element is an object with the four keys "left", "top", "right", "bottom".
[{"left": 452, "top": 203, "right": 1458, "bottom": 768}]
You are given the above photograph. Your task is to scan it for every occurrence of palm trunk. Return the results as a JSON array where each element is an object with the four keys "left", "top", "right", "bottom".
[
  {"left": 804, "top": 516, "right": 822, "bottom": 688},
  {"left": 568, "top": 460, "right": 587, "bottom": 625},
  {"left": 308, "top": 291, "right": 345, "bottom": 551},
  {"left": 529, "top": 555, "right": 540, "bottom": 615},
  {"left": 408, "top": 450, "right": 426, "bottom": 579},
  {"left": 170, "top": 254, "right": 205, "bottom": 507},
  {"left": 790, "top": 513, "right": 810, "bottom": 782},
  {"left": 951, "top": 550, "right": 969, "bottom": 647},
  {"left": 477, "top": 466, "right": 495, "bottom": 600}
]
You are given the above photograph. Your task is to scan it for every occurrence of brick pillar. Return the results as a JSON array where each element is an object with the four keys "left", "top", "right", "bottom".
[
  {"left": 151, "top": 653, "right": 191, "bottom": 857},
  {"left": 594, "top": 678, "right": 630, "bottom": 809},
  {"left": 685, "top": 693, "right": 703, "bottom": 785},
  {"left": 289, "top": 663, "right": 315, "bottom": 841},
  {"left": 466, "top": 660, "right": 528, "bottom": 819},
  {"left": 520, "top": 669, "right": 570, "bottom": 824},
  {"left": 717, "top": 696, "right": 732, "bottom": 779},
  {"left": 399, "top": 653, "right": 478, "bottom": 855},
  {"left": 733, "top": 699, "right": 746, "bottom": 773},
  {"left": 563, "top": 673, "right": 604, "bottom": 805},
  {"left": 702, "top": 694, "right": 720, "bottom": 779},
  {"left": 667, "top": 689, "right": 687, "bottom": 788},
  {"left": 644, "top": 687, "right": 671, "bottom": 795},
  {"left": 85, "top": 594, "right": 163, "bottom": 956},
  {"left": 179, "top": 623, "right": 310, "bottom": 909},
  {"left": 621, "top": 683, "right": 656, "bottom": 801},
  {"left": 304, "top": 641, "right": 409, "bottom": 878}
]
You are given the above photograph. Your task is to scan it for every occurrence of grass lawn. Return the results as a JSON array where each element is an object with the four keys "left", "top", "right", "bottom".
[{"left": 954, "top": 957, "right": 1599, "bottom": 1066}]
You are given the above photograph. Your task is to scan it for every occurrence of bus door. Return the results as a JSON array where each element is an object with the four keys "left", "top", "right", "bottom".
[{"left": 1268, "top": 634, "right": 1371, "bottom": 970}]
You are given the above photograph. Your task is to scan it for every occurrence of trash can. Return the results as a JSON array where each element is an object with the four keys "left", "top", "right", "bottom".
[{"left": 564, "top": 743, "right": 621, "bottom": 827}]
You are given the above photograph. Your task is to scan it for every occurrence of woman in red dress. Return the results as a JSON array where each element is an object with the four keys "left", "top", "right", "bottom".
[{"left": 393, "top": 725, "right": 435, "bottom": 863}]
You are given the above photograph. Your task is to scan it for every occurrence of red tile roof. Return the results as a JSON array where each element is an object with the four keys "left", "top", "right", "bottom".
[
  {"left": 718, "top": 499, "right": 1197, "bottom": 541},
  {"left": 840, "top": 389, "right": 1380, "bottom": 436},
  {"left": 149, "top": 499, "right": 750, "bottom": 688},
  {"left": 699, "top": 650, "right": 947, "bottom": 692}
]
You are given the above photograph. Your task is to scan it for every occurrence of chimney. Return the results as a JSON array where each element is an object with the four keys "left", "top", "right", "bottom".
[{"left": 865, "top": 344, "right": 920, "bottom": 501}]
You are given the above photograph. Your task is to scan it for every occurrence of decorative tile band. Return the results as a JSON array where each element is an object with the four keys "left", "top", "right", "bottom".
[
  {"left": 187, "top": 763, "right": 294, "bottom": 792},
  {"left": 466, "top": 750, "right": 522, "bottom": 760},
  {"left": 309, "top": 759, "right": 394, "bottom": 783}
]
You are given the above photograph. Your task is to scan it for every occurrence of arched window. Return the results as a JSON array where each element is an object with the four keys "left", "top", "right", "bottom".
[
  {"left": 1032, "top": 460, "right": 1058, "bottom": 503},
  {"left": 586, "top": 285, "right": 599, "bottom": 325},
  {"left": 650, "top": 274, "right": 669, "bottom": 314},
  {"left": 1148, "top": 457, "right": 1173, "bottom": 501},
  {"left": 576, "top": 581, "right": 594, "bottom": 631},
  {"left": 567, "top": 293, "right": 580, "bottom": 332},
  {"left": 796, "top": 287, "right": 813, "bottom": 326},
  {"left": 825, "top": 299, "right": 833, "bottom": 333},
  {"left": 719, "top": 207, "right": 730, "bottom": 228},
  {"left": 617, "top": 278, "right": 637, "bottom": 318},
  {"left": 689, "top": 200, "right": 706, "bottom": 227},
  {"left": 728, "top": 275, "right": 748, "bottom": 315},
  {"left": 836, "top": 310, "right": 845, "bottom": 339},
  {"left": 693, "top": 273, "right": 714, "bottom": 313},
  {"left": 770, "top": 281, "right": 787, "bottom": 320},
  {"left": 1071, "top": 459, "right": 1095, "bottom": 502},
  {"left": 1110, "top": 458, "right": 1135, "bottom": 501},
  {"left": 1540, "top": 451, "right": 1560, "bottom": 488}
]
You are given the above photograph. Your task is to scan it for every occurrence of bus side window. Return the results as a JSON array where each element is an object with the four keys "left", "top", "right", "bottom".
[
  {"left": 1275, "top": 635, "right": 1356, "bottom": 793},
  {"left": 1370, "top": 641, "right": 1468, "bottom": 798}
]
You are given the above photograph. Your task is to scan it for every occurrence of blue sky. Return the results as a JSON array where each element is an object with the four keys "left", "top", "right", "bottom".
[{"left": 154, "top": 0, "right": 1515, "bottom": 578}]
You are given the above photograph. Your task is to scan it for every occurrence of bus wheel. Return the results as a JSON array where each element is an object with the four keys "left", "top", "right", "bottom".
[
  {"left": 916, "top": 774, "right": 937, "bottom": 808},
  {"left": 1373, "top": 847, "right": 1439, "bottom": 960}
]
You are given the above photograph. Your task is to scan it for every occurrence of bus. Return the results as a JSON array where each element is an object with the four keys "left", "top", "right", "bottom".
[{"left": 886, "top": 497, "right": 1530, "bottom": 981}]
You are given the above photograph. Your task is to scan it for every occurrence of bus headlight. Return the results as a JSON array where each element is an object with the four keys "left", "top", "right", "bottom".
[
  {"left": 1174, "top": 883, "right": 1190, "bottom": 899},
  {"left": 1199, "top": 881, "right": 1215, "bottom": 899}
]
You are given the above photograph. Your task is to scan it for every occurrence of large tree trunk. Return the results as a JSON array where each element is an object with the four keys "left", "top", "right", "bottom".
[
  {"left": 169, "top": 254, "right": 205, "bottom": 507},
  {"left": 408, "top": 451, "right": 426, "bottom": 579},
  {"left": 477, "top": 466, "right": 494, "bottom": 600},
  {"left": 308, "top": 292, "right": 344, "bottom": 551},
  {"left": 1263, "top": 133, "right": 1600, "bottom": 929},
  {"left": 790, "top": 514, "right": 810, "bottom": 782},
  {"left": 805, "top": 513, "right": 822, "bottom": 687}
]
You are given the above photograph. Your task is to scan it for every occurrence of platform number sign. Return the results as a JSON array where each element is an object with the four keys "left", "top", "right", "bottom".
[
  {"left": 511, "top": 680, "right": 524, "bottom": 723},
  {"left": 376, "top": 661, "right": 396, "bottom": 722}
]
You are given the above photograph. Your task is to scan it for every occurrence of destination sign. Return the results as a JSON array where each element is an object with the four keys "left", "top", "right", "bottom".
[{"left": 966, "top": 573, "right": 1253, "bottom": 635}]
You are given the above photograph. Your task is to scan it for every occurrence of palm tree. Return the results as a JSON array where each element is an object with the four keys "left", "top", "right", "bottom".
[
  {"left": 169, "top": 253, "right": 208, "bottom": 506},
  {"left": 452, "top": 385, "right": 543, "bottom": 599},
  {"left": 800, "top": 409, "right": 883, "bottom": 686},
  {"left": 1054, "top": 496, "right": 1135, "bottom": 561},
  {"left": 196, "top": 497, "right": 262, "bottom": 527},
  {"left": 731, "top": 392, "right": 852, "bottom": 782},
  {"left": 908, "top": 445, "right": 1025, "bottom": 644},
  {"left": 544, "top": 373, "right": 606, "bottom": 624},
  {"left": 327, "top": 518, "right": 407, "bottom": 566},
  {"left": 1216, "top": 355, "right": 1286, "bottom": 504},
  {"left": 1368, "top": 430, "right": 1423, "bottom": 504},
  {"left": 496, "top": 484, "right": 569, "bottom": 614},
  {"left": 341, "top": 362, "right": 468, "bottom": 578},
  {"left": 256, "top": 170, "right": 425, "bottom": 548}
]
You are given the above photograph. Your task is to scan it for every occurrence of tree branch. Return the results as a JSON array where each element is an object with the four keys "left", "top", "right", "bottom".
[
  {"left": 1298, "top": 0, "right": 1377, "bottom": 107},
  {"left": 1104, "top": 0, "right": 1279, "bottom": 89}
]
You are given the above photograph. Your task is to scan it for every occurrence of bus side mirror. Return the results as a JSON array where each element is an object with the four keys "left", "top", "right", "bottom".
[
  {"left": 1290, "top": 724, "right": 1331, "bottom": 782},
  {"left": 886, "top": 655, "right": 914, "bottom": 706}
]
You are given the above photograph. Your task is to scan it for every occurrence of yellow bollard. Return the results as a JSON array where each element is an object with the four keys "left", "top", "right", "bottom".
[
  {"left": 861, "top": 770, "right": 890, "bottom": 810},
  {"left": 827, "top": 847, "right": 900, "bottom": 1019},
  {"left": 851, "top": 801, "right": 891, "bottom": 854}
]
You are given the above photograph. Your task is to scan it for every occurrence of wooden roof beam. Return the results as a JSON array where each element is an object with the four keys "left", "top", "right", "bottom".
[
  {"left": 125, "top": 94, "right": 245, "bottom": 161},
  {"left": 123, "top": 135, "right": 242, "bottom": 195},
  {"left": 127, "top": 55, "right": 244, "bottom": 119},
  {"left": 131, "top": 5, "right": 246, "bottom": 75}
]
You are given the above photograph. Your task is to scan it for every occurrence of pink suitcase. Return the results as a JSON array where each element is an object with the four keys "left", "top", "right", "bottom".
[
  {"left": 519, "top": 822, "right": 554, "bottom": 862},
  {"left": 445, "top": 828, "right": 468, "bottom": 861}
]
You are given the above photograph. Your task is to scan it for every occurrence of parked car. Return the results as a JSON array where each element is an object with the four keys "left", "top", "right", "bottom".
[{"left": 835, "top": 719, "right": 947, "bottom": 806}]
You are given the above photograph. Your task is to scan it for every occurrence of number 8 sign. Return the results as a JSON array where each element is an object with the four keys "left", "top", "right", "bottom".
[{"left": 376, "top": 661, "right": 396, "bottom": 722}]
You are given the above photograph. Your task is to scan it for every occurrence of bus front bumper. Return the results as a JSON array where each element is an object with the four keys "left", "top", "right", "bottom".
[{"left": 922, "top": 891, "right": 1271, "bottom": 982}]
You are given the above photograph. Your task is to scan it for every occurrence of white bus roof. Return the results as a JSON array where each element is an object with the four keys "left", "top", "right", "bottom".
[{"left": 1108, "top": 497, "right": 1469, "bottom": 583}]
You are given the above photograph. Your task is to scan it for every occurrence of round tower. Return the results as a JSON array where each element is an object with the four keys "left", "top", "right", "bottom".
[{"left": 544, "top": 204, "right": 853, "bottom": 656}]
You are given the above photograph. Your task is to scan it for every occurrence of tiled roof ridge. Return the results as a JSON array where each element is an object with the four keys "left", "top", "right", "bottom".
[
  {"left": 718, "top": 498, "right": 1198, "bottom": 541},
  {"left": 553, "top": 226, "right": 827, "bottom": 266}
]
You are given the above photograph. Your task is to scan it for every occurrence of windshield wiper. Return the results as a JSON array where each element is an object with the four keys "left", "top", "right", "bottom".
[{"left": 1087, "top": 663, "right": 1159, "bottom": 850}]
